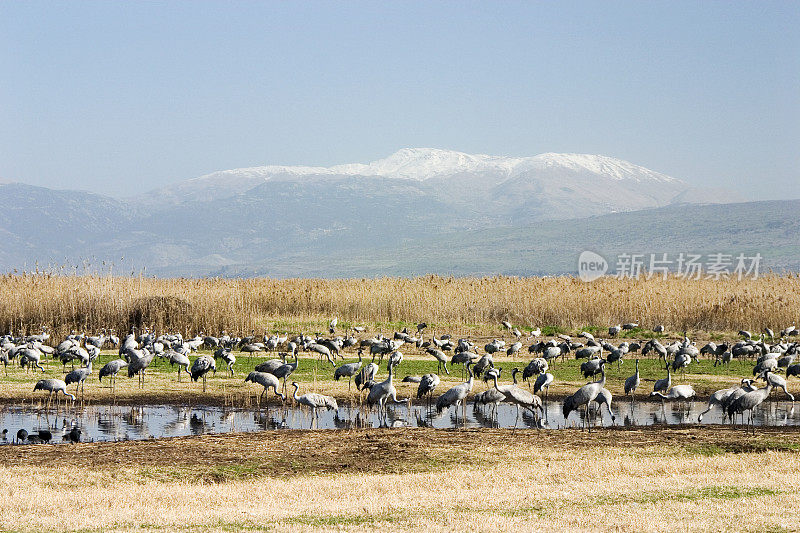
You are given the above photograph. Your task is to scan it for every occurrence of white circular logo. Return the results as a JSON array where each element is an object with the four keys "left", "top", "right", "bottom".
[{"left": 578, "top": 251, "right": 608, "bottom": 282}]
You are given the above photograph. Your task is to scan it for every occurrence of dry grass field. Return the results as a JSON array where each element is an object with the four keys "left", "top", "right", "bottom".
[
  {"left": 1, "top": 274, "right": 799, "bottom": 339},
  {"left": 2, "top": 273, "right": 800, "bottom": 532},
  {"left": 1, "top": 427, "right": 799, "bottom": 532}
]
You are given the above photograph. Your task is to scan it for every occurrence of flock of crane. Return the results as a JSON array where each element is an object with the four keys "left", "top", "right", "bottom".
[{"left": 2, "top": 319, "right": 799, "bottom": 441}]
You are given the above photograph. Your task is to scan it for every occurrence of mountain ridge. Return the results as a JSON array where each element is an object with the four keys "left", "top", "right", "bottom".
[
  {"left": 133, "top": 148, "right": 692, "bottom": 205},
  {"left": 0, "top": 149, "right": 760, "bottom": 277}
]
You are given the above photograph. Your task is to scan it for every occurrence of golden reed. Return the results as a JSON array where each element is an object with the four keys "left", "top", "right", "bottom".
[{"left": 0, "top": 273, "right": 797, "bottom": 337}]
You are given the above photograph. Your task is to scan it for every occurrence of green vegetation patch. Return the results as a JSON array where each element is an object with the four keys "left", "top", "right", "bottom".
[
  {"left": 284, "top": 510, "right": 405, "bottom": 527},
  {"left": 597, "top": 485, "right": 779, "bottom": 506}
]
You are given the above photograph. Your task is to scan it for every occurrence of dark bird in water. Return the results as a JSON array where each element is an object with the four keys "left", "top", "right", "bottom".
[{"left": 68, "top": 427, "right": 81, "bottom": 444}]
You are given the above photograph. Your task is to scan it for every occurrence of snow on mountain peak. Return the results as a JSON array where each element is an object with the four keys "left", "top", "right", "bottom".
[
  {"left": 138, "top": 148, "right": 683, "bottom": 203},
  {"left": 528, "top": 153, "right": 678, "bottom": 182},
  {"left": 329, "top": 147, "right": 524, "bottom": 180}
]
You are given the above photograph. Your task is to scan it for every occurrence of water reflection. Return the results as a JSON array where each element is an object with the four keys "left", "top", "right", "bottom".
[{"left": 0, "top": 397, "right": 796, "bottom": 444}]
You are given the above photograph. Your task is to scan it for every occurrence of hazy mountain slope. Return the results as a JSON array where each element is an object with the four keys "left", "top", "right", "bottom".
[
  {"left": 108, "top": 177, "right": 457, "bottom": 270},
  {"left": 0, "top": 183, "right": 129, "bottom": 269},
  {"left": 206, "top": 200, "right": 799, "bottom": 278},
  {"left": 0, "top": 149, "right": 760, "bottom": 276}
]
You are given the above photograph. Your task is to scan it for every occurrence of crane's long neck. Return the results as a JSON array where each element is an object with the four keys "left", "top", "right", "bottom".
[
  {"left": 512, "top": 369, "right": 518, "bottom": 384},
  {"left": 292, "top": 383, "right": 300, "bottom": 401},
  {"left": 492, "top": 374, "right": 500, "bottom": 391}
]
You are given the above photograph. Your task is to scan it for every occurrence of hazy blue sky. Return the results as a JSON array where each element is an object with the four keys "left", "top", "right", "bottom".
[{"left": 1, "top": 1, "right": 798, "bottom": 198}]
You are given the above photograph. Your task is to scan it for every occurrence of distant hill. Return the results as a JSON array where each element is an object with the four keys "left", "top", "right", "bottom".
[
  {"left": 209, "top": 200, "right": 800, "bottom": 278},
  {"left": 0, "top": 148, "right": 772, "bottom": 277}
]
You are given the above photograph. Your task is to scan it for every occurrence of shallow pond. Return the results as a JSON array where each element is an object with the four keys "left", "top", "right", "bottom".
[{"left": 0, "top": 397, "right": 796, "bottom": 444}]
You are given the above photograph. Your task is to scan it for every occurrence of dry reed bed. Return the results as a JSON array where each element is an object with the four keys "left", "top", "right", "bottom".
[
  {"left": 1, "top": 427, "right": 799, "bottom": 532},
  {"left": 1, "top": 274, "right": 799, "bottom": 339}
]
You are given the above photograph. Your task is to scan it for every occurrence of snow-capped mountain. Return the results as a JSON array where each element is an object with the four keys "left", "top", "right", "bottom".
[
  {"left": 136, "top": 148, "right": 689, "bottom": 205},
  {"left": 0, "top": 148, "right": 748, "bottom": 276}
]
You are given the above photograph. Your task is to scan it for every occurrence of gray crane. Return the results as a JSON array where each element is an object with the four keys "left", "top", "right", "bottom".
[
  {"left": 474, "top": 388, "right": 505, "bottom": 425},
  {"left": 20, "top": 348, "right": 45, "bottom": 373},
  {"left": 653, "top": 367, "right": 671, "bottom": 394},
  {"left": 435, "top": 361, "right": 474, "bottom": 424},
  {"left": 167, "top": 351, "right": 192, "bottom": 382},
  {"left": 255, "top": 354, "right": 287, "bottom": 374},
  {"left": 698, "top": 384, "right": 742, "bottom": 423},
  {"left": 472, "top": 353, "right": 494, "bottom": 378},
  {"left": 760, "top": 370, "right": 794, "bottom": 402},
  {"left": 624, "top": 359, "right": 640, "bottom": 402},
  {"left": 563, "top": 363, "right": 606, "bottom": 430},
  {"left": 86, "top": 331, "right": 107, "bottom": 349},
  {"left": 244, "top": 371, "right": 285, "bottom": 404},
  {"left": 386, "top": 350, "right": 403, "bottom": 371},
  {"left": 271, "top": 354, "right": 299, "bottom": 394},
  {"left": 425, "top": 348, "right": 449, "bottom": 375},
  {"left": 98, "top": 359, "right": 128, "bottom": 392},
  {"left": 190, "top": 355, "right": 216, "bottom": 391},
  {"left": 307, "top": 342, "right": 335, "bottom": 366},
  {"left": 533, "top": 372, "right": 554, "bottom": 404},
  {"left": 334, "top": 352, "right": 363, "bottom": 391},
  {"left": 64, "top": 361, "right": 92, "bottom": 399},
  {"left": 650, "top": 384, "right": 696, "bottom": 417},
  {"left": 671, "top": 351, "right": 692, "bottom": 377},
  {"left": 490, "top": 373, "right": 543, "bottom": 428},
  {"left": 649, "top": 384, "right": 696, "bottom": 401},
  {"left": 580, "top": 357, "right": 606, "bottom": 378},
  {"left": 719, "top": 379, "right": 758, "bottom": 421},
  {"left": 416, "top": 373, "right": 440, "bottom": 407},
  {"left": 33, "top": 379, "right": 75, "bottom": 406},
  {"left": 292, "top": 381, "right": 338, "bottom": 425},
  {"left": 593, "top": 388, "right": 616, "bottom": 426},
  {"left": 214, "top": 347, "right": 236, "bottom": 376},
  {"left": 355, "top": 358, "right": 379, "bottom": 392},
  {"left": 506, "top": 341, "right": 523, "bottom": 356},
  {"left": 367, "top": 361, "right": 407, "bottom": 413},
  {"left": 126, "top": 347, "right": 155, "bottom": 388},
  {"left": 727, "top": 381, "right": 773, "bottom": 432},
  {"left": 522, "top": 358, "right": 548, "bottom": 388}
]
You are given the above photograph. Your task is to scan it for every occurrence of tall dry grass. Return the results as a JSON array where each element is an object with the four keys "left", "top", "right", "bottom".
[{"left": 0, "top": 273, "right": 798, "bottom": 338}]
